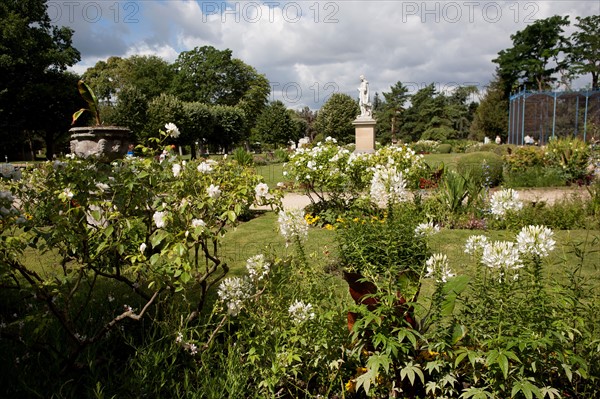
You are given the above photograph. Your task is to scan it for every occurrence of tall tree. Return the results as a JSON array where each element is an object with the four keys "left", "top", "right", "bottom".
[
  {"left": 82, "top": 55, "right": 173, "bottom": 104},
  {"left": 252, "top": 101, "right": 298, "bottom": 148},
  {"left": 494, "top": 15, "right": 570, "bottom": 94},
  {"left": 0, "top": 0, "right": 81, "bottom": 159},
  {"left": 569, "top": 15, "right": 600, "bottom": 89},
  {"left": 381, "top": 81, "right": 409, "bottom": 143},
  {"left": 295, "top": 106, "right": 317, "bottom": 140},
  {"left": 400, "top": 84, "right": 450, "bottom": 141},
  {"left": 470, "top": 74, "right": 508, "bottom": 141},
  {"left": 171, "top": 46, "right": 269, "bottom": 140},
  {"left": 446, "top": 85, "right": 478, "bottom": 138},
  {"left": 314, "top": 93, "right": 360, "bottom": 144}
]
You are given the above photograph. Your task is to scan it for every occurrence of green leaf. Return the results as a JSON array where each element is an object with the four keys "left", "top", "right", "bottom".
[
  {"left": 72, "top": 108, "right": 88, "bottom": 125},
  {"left": 150, "top": 230, "right": 168, "bottom": 247},
  {"left": 149, "top": 253, "right": 160, "bottom": 265},
  {"left": 103, "top": 224, "right": 114, "bottom": 237},
  {"left": 497, "top": 353, "right": 509, "bottom": 379}
]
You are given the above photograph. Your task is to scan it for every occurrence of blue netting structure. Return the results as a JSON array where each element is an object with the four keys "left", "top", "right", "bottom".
[{"left": 508, "top": 89, "right": 600, "bottom": 145}]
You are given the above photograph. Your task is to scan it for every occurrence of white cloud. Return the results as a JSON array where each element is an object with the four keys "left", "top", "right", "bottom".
[{"left": 62, "top": 0, "right": 598, "bottom": 109}]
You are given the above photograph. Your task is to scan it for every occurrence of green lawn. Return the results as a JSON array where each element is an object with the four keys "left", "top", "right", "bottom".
[
  {"left": 223, "top": 210, "right": 599, "bottom": 282},
  {"left": 255, "top": 162, "right": 287, "bottom": 188}
]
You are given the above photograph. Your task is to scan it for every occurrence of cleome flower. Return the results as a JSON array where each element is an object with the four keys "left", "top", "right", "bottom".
[
  {"left": 207, "top": 184, "right": 221, "bottom": 199},
  {"left": 489, "top": 188, "right": 523, "bottom": 218},
  {"left": 217, "top": 277, "right": 252, "bottom": 316},
  {"left": 278, "top": 209, "right": 309, "bottom": 246},
  {"left": 197, "top": 161, "right": 214, "bottom": 173},
  {"left": 153, "top": 211, "right": 167, "bottom": 229},
  {"left": 172, "top": 163, "right": 182, "bottom": 177},
  {"left": 245, "top": 254, "right": 270, "bottom": 281},
  {"left": 414, "top": 221, "right": 441, "bottom": 237},
  {"left": 464, "top": 235, "right": 489, "bottom": 255},
  {"left": 516, "top": 225, "right": 555, "bottom": 258},
  {"left": 425, "top": 253, "right": 455, "bottom": 283},
  {"left": 369, "top": 164, "right": 407, "bottom": 207},
  {"left": 481, "top": 240, "right": 522, "bottom": 270},
  {"left": 288, "top": 300, "right": 315, "bottom": 324}
]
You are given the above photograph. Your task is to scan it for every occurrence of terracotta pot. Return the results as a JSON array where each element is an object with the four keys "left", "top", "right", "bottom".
[{"left": 343, "top": 270, "right": 416, "bottom": 331}]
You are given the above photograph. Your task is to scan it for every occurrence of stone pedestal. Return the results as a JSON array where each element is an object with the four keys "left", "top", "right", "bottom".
[
  {"left": 69, "top": 126, "right": 133, "bottom": 161},
  {"left": 353, "top": 117, "right": 376, "bottom": 153}
]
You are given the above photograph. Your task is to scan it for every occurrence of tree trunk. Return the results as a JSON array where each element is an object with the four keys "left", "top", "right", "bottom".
[{"left": 45, "top": 131, "right": 55, "bottom": 160}]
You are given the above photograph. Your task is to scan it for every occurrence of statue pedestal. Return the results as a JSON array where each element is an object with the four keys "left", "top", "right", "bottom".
[
  {"left": 353, "top": 117, "right": 376, "bottom": 154},
  {"left": 69, "top": 126, "right": 133, "bottom": 161}
]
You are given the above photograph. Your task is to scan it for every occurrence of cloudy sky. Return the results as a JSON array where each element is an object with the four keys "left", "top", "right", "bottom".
[{"left": 49, "top": 0, "right": 599, "bottom": 109}]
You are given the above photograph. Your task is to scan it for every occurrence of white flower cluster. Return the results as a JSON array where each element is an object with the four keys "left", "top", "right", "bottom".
[
  {"left": 207, "top": 184, "right": 221, "bottom": 199},
  {"left": 246, "top": 254, "right": 270, "bottom": 281},
  {"left": 217, "top": 277, "right": 252, "bottom": 316},
  {"left": 489, "top": 188, "right": 523, "bottom": 218},
  {"left": 153, "top": 211, "right": 167, "bottom": 228},
  {"left": 464, "top": 235, "right": 489, "bottom": 255},
  {"left": 369, "top": 164, "right": 407, "bottom": 207},
  {"left": 191, "top": 218, "right": 206, "bottom": 228},
  {"left": 172, "top": 163, "right": 182, "bottom": 177},
  {"left": 481, "top": 241, "right": 523, "bottom": 270},
  {"left": 425, "top": 253, "right": 455, "bottom": 283},
  {"left": 165, "top": 122, "right": 180, "bottom": 138},
  {"left": 197, "top": 160, "right": 216, "bottom": 173},
  {"left": 414, "top": 221, "right": 441, "bottom": 237},
  {"left": 516, "top": 225, "right": 555, "bottom": 258},
  {"left": 288, "top": 300, "right": 315, "bottom": 324},
  {"left": 277, "top": 209, "right": 309, "bottom": 246},
  {"left": 466, "top": 225, "right": 555, "bottom": 277}
]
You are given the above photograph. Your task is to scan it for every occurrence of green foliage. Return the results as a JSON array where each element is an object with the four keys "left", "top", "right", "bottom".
[
  {"left": 143, "top": 93, "right": 187, "bottom": 143},
  {"left": 0, "top": 0, "right": 81, "bottom": 159},
  {"left": 494, "top": 195, "right": 598, "bottom": 230},
  {"left": 456, "top": 151, "right": 504, "bottom": 187},
  {"left": 568, "top": 15, "right": 600, "bottom": 89},
  {"left": 421, "top": 126, "right": 456, "bottom": 142},
  {"left": 469, "top": 73, "right": 508, "bottom": 141},
  {"left": 503, "top": 166, "right": 567, "bottom": 188},
  {"left": 314, "top": 93, "right": 360, "bottom": 144},
  {"left": 231, "top": 147, "right": 254, "bottom": 166},
  {"left": 72, "top": 79, "right": 101, "bottom": 125},
  {"left": 494, "top": 15, "right": 570, "bottom": 92},
  {"left": 436, "top": 143, "right": 453, "bottom": 154},
  {"left": 0, "top": 130, "right": 281, "bottom": 396},
  {"left": 252, "top": 100, "right": 300, "bottom": 148},
  {"left": 503, "top": 146, "right": 546, "bottom": 171},
  {"left": 544, "top": 137, "right": 591, "bottom": 182}
]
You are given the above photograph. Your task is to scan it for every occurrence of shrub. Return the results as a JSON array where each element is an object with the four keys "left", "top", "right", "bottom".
[
  {"left": 503, "top": 165, "right": 567, "bottom": 188},
  {"left": 273, "top": 148, "right": 290, "bottom": 163},
  {"left": 503, "top": 145, "right": 546, "bottom": 172},
  {"left": 412, "top": 140, "right": 440, "bottom": 153},
  {"left": 544, "top": 137, "right": 591, "bottom": 182},
  {"left": 456, "top": 151, "right": 503, "bottom": 187},
  {"left": 435, "top": 143, "right": 452, "bottom": 154},
  {"left": 231, "top": 147, "right": 254, "bottom": 166}
]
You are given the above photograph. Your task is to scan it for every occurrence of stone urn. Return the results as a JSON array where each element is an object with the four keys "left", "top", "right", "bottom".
[{"left": 69, "top": 126, "right": 133, "bottom": 161}]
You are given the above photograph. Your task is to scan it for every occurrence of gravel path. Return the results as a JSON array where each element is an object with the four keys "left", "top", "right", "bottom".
[{"left": 270, "top": 186, "right": 592, "bottom": 210}]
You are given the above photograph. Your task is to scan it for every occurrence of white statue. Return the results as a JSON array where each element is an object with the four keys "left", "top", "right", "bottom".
[{"left": 358, "top": 75, "right": 372, "bottom": 118}]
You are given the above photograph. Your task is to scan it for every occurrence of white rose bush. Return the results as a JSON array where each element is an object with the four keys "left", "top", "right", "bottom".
[{"left": 0, "top": 124, "right": 282, "bottom": 388}]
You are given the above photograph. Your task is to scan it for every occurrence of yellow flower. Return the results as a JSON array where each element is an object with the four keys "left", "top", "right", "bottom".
[
  {"left": 345, "top": 379, "right": 356, "bottom": 393},
  {"left": 324, "top": 224, "right": 334, "bottom": 230}
]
